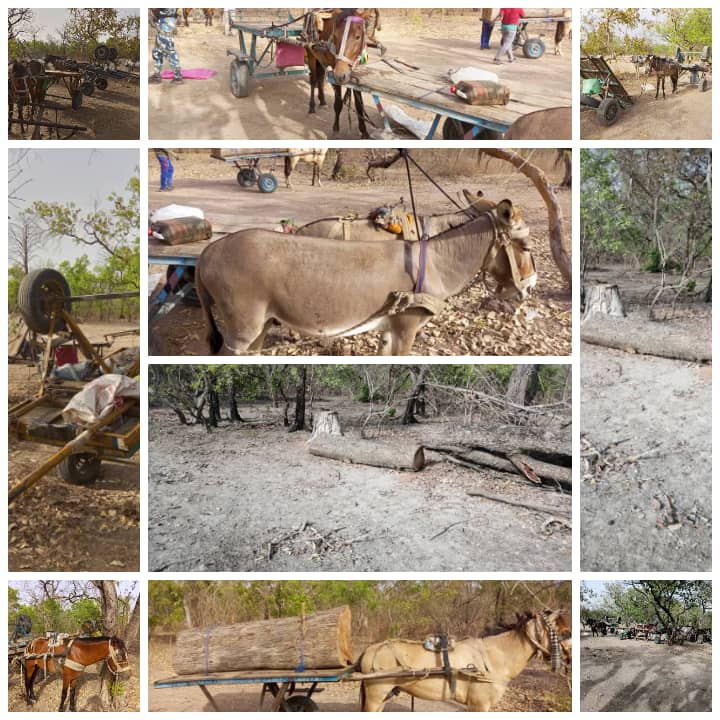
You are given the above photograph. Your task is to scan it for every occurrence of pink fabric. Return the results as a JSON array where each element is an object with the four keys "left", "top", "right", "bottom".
[{"left": 161, "top": 68, "right": 217, "bottom": 79}]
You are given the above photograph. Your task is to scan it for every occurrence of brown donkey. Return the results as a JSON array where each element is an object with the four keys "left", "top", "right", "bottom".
[{"left": 646, "top": 55, "right": 679, "bottom": 99}]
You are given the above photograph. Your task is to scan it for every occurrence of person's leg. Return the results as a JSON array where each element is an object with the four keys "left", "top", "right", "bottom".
[
  {"left": 150, "top": 32, "right": 164, "bottom": 81},
  {"left": 494, "top": 30, "right": 511, "bottom": 62},
  {"left": 166, "top": 157, "right": 175, "bottom": 189},
  {"left": 481, "top": 21, "right": 491, "bottom": 49},
  {"left": 506, "top": 29, "right": 517, "bottom": 61},
  {"left": 164, "top": 33, "right": 183, "bottom": 82},
  {"left": 159, "top": 156, "right": 169, "bottom": 189}
]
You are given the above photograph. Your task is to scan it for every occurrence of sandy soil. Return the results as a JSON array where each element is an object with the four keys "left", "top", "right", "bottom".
[
  {"left": 149, "top": 158, "right": 572, "bottom": 357},
  {"left": 8, "top": 657, "right": 140, "bottom": 712},
  {"left": 9, "top": 79, "right": 140, "bottom": 140},
  {"left": 581, "top": 335, "right": 712, "bottom": 571},
  {"left": 580, "top": 635, "right": 711, "bottom": 712},
  {"left": 581, "top": 57, "right": 712, "bottom": 140},
  {"left": 148, "top": 15, "right": 571, "bottom": 139},
  {"left": 148, "top": 405, "right": 571, "bottom": 573},
  {"left": 8, "top": 321, "right": 140, "bottom": 572},
  {"left": 148, "top": 637, "right": 571, "bottom": 712}
]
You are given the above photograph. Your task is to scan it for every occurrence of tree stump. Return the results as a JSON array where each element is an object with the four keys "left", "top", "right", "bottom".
[
  {"left": 582, "top": 284, "right": 625, "bottom": 320},
  {"left": 311, "top": 411, "right": 343, "bottom": 439}
]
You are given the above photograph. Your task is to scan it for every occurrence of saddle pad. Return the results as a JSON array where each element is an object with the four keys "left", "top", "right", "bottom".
[
  {"left": 161, "top": 68, "right": 217, "bottom": 80},
  {"left": 151, "top": 216, "right": 212, "bottom": 246}
]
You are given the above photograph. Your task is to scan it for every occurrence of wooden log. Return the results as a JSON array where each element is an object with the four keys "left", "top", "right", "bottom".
[
  {"left": 173, "top": 606, "right": 353, "bottom": 675},
  {"left": 308, "top": 435, "right": 425, "bottom": 471}
]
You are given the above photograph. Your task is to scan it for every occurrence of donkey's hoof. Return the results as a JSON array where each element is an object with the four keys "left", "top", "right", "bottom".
[
  {"left": 319, "top": 100, "right": 328, "bottom": 108},
  {"left": 308, "top": 108, "right": 316, "bottom": 115}
]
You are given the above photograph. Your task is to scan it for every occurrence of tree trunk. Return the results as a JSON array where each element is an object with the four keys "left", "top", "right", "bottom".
[
  {"left": 402, "top": 366, "right": 430, "bottom": 425},
  {"left": 311, "top": 411, "right": 343, "bottom": 439},
  {"left": 93, "top": 581, "right": 119, "bottom": 710},
  {"left": 290, "top": 366, "right": 307, "bottom": 432},
  {"left": 505, "top": 365, "right": 539, "bottom": 406},
  {"left": 205, "top": 373, "right": 220, "bottom": 427},
  {"left": 481, "top": 148, "right": 571, "bottom": 286},
  {"left": 173, "top": 606, "right": 354, "bottom": 674},
  {"left": 124, "top": 595, "right": 140, "bottom": 654},
  {"left": 171, "top": 407, "right": 188, "bottom": 425},
  {"left": 308, "top": 435, "right": 425, "bottom": 471},
  {"left": 582, "top": 284, "right": 626, "bottom": 320},
  {"left": 228, "top": 376, "right": 243, "bottom": 422},
  {"left": 704, "top": 277, "right": 712, "bottom": 302}
]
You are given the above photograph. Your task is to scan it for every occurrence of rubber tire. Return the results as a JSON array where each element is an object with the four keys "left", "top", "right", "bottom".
[
  {"left": 17, "top": 268, "right": 71, "bottom": 334},
  {"left": 71, "top": 89, "right": 83, "bottom": 110},
  {"left": 82, "top": 81, "right": 95, "bottom": 96},
  {"left": 442, "top": 118, "right": 473, "bottom": 140},
  {"left": 95, "top": 77, "right": 109, "bottom": 91},
  {"left": 580, "top": 94, "right": 601, "bottom": 108},
  {"left": 94, "top": 44, "right": 110, "bottom": 61},
  {"left": 596, "top": 97, "right": 620, "bottom": 126},
  {"left": 237, "top": 168, "right": 258, "bottom": 187},
  {"left": 281, "top": 696, "right": 319, "bottom": 712},
  {"left": 523, "top": 38, "right": 545, "bottom": 59},
  {"left": 258, "top": 173, "right": 278, "bottom": 193},
  {"left": 230, "top": 59, "right": 250, "bottom": 98},
  {"left": 108, "top": 47, "right": 118, "bottom": 62},
  {"left": 58, "top": 453, "right": 101, "bottom": 485}
]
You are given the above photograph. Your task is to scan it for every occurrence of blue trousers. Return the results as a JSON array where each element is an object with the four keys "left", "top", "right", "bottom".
[
  {"left": 159, "top": 156, "right": 174, "bottom": 189},
  {"left": 481, "top": 21, "right": 494, "bottom": 49}
]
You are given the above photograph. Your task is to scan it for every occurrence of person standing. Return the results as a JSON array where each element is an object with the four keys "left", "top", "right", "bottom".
[
  {"left": 480, "top": 9, "right": 498, "bottom": 50},
  {"left": 155, "top": 149, "right": 175, "bottom": 191},
  {"left": 493, "top": 8, "right": 525, "bottom": 63},
  {"left": 149, "top": 9, "right": 183, "bottom": 84}
]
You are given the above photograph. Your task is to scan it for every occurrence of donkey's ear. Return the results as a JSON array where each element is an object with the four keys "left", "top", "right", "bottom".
[{"left": 496, "top": 199, "right": 514, "bottom": 225}]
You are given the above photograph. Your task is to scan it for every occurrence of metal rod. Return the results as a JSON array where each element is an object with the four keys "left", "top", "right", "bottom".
[{"left": 66, "top": 291, "right": 139, "bottom": 302}]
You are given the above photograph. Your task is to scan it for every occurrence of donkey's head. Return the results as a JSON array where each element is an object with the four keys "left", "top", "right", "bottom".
[{"left": 329, "top": 9, "right": 367, "bottom": 84}]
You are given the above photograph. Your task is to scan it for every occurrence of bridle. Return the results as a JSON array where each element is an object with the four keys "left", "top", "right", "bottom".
[{"left": 330, "top": 14, "right": 367, "bottom": 68}]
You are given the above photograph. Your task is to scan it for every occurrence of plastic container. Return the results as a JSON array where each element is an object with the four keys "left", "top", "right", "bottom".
[
  {"left": 452, "top": 80, "right": 510, "bottom": 106},
  {"left": 151, "top": 216, "right": 213, "bottom": 246}
]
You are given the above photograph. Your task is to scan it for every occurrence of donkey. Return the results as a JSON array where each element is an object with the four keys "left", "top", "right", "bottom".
[
  {"left": 305, "top": 9, "right": 371, "bottom": 138},
  {"left": 645, "top": 55, "right": 679, "bottom": 99},
  {"left": 195, "top": 198, "right": 531, "bottom": 355},
  {"left": 295, "top": 189, "right": 537, "bottom": 301},
  {"left": 284, "top": 148, "right": 328, "bottom": 188},
  {"left": 554, "top": 18, "right": 571, "bottom": 56},
  {"left": 358, "top": 610, "right": 571, "bottom": 712},
  {"left": 8, "top": 59, "right": 44, "bottom": 136}
]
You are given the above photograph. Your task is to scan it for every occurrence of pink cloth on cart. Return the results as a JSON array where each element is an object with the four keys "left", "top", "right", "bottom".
[{"left": 161, "top": 68, "right": 217, "bottom": 79}]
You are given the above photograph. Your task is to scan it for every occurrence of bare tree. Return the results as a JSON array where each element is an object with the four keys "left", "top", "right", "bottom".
[
  {"left": 8, "top": 8, "right": 33, "bottom": 40},
  {"left": 10, "top": 212, "right": 44, "bottom": 273},
  {"left": 290, "top": 366, "right": 307, "bottom": 432}
]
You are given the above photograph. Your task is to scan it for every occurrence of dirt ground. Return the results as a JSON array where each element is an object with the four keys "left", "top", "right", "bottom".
[
  {"left": 8, "top": 321, "right": 140, "bottom": 572},
  {"left": 148, "top": 404, "right": 571, "bottom": 573},
  {"left": 148, "top": 14, "right": 571, "bottom": 139},
  {"left": 581, "top": 313, "right": 712, "bottom": 571},
  {"left": 149, "top": 155, "right": 572, "bottom": 357},
  {"left": 581, "top": 57, "right": 712, "bottom": 140},
  {"left": 9, "top": 80, "right": 140, "bottom": 140},
  {"left": 8, "top": 656, "right": 140, "bottom": 712},
  {"left": 148, "top": 637, "right": 571, "bottom": 712},
  {"left": 580, "top": 635, "right": 711, "bottom": 712}
]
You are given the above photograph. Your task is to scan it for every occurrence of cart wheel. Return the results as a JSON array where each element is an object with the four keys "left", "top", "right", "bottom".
[
  {"left": 230, "top": 59, "right": 250, "bottom": 98},
  {"left": 701, "top": 78, "right": 708, "bottom": 92},
  {"left": 237, "top": 168, "right": 259, "bottom": 187},
  {"left": 17, "top": 268, "right": 72, "bottom": 334},
  {"left": 523, "top": 38, "right": 545, "bottom": 59},
  {"left": 441, "top": 118, "right": 473, "bottom": 140},
  {"left": 281, "top": 696, "right": 319, "bottom": 712},
  {"left": 108, "top": 47, "right": 118, "bottom": 62},
  {"left": 258, "top": 173, "right": 278, "bottom": 193},
  {"left": 58, "top": 453, "right": 102, "bottom": 486},
  {"left": 95, "top": 77, "right": 109, "bottom": 91},
  {"left": 81, "top": 81, "right": 95, "bottom": 96},
  {"left": 580, "top": 94, "right": 601, "bottom": 108},
  {"left": 71, "top": 89, "right": 83, "bottom": 110},
  {"left": 94, "top": 44, "right": 110, "bottom": 61},
  {"left": 596, "top": 98, "right": 620, "bottom": 126}
]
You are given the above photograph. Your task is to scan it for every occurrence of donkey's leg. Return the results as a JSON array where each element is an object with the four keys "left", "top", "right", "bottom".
[
  {"left": 353, "top": 90, "right": 370, "bottom": 139},
  {"left": 332, "top": 86, "right": 344, "bottom": 135},
  {"left": 246, "top": 319, "right": 275, "bottom": 353},
  {"left": 317, "top": 65, "right": 327, "bottom": 107},
  {"left": 59, "top": 685, "right": 68, "bottom": 712},
  {"left": 69, "top": 681, "right": 79, "bottom": 712},
  {"left": 360, "top": 682, "right": 388, "bottom": 711},
  {"left": 218, "top": 306, "right": 272, "bottom": 355},
  {"left": 386, "top": 310, "right": 430, "bottom": 355}
]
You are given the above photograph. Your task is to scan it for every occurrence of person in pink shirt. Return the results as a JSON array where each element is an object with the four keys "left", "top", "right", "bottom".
[{"left": 493, "top": 8, "right": 525, "bottom": 63}]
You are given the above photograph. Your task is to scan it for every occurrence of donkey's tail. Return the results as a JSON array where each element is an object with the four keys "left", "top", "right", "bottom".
[{"left": 194, "top": 263, "right": 223, "bottom": 355}]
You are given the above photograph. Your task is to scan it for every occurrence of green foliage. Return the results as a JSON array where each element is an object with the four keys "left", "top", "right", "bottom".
[
  {"left": 656, "top": 8, "right": 712, "bottom": 50},
  {"left": 582, "top": 8, "right": 642, "bottom": 55},
  {"left": 67, "top": 599, "right": 102, "bottom": 630}
]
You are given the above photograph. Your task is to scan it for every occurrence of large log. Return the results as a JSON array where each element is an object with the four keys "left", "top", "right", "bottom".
[
  {"left": 173, "top": 606, "right": 353, "bottom": 675},
  {"left": 307, "top": 436, "right": 425, "bottom": 471}
]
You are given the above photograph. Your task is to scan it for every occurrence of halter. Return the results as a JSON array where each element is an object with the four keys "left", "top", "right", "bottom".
[{"left": 331, "top": 15, "right": 367, "bottom": 67}]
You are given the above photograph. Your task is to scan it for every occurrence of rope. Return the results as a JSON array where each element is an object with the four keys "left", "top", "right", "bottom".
[
  {"left": 405, "top": 154, "right": 470, "bottom": 215},
  {"left": 401, "top": 151, "right": 427, "bottom": 292}
]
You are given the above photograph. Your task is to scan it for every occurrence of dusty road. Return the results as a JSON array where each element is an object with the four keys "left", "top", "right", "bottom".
[
  {"left": 148, "top": 406, "right": 571, "bottom": 573},
  {"left": 8, "top": 321, "right": 140, "bottom": 572},
  {"left": 149, "top": 14, "right": 571, "bottom": 139},
  {"left": 581, "top": 58, "right": 711, "bottom": 140},
  {"left": 580, "top": 635, "right": 711, "bottom": 712},
  {"left": 148, "top": 154, "right": 572, "bottom": 357}
]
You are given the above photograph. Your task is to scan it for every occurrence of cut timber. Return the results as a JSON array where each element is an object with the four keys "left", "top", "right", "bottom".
[
  {"left": 173, "top": 606, "right": 353, "bottom": 674},
  {"left": 582, "top": 284, "right": 625, "bottom": 321},
  {"left": 311, "top": 410, "right": 343, "bottom": 439},
  {"left": 308, "top": 435, "right": 425, "bottom": 471}
]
